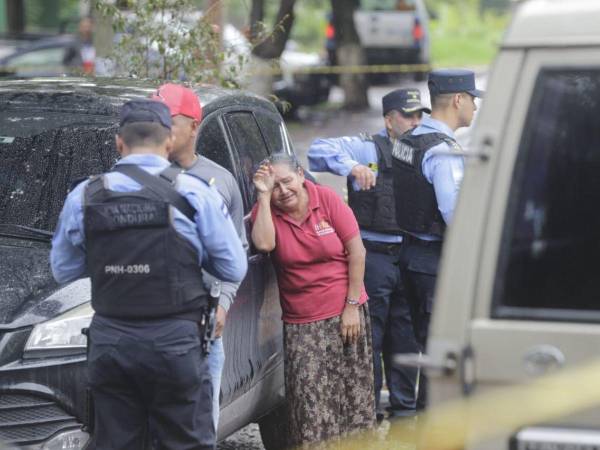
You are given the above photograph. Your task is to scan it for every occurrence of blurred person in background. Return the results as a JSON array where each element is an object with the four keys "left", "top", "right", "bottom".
[{"left": 64, "top": 16, "right": 95, "bottom": 75}]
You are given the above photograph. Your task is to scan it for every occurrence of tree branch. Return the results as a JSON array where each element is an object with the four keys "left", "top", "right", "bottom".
[{"left": 251, "top": 0, "right": 296, "bottom": 60}]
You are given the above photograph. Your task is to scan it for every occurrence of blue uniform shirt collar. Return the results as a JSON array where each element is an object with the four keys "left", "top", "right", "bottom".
[
  {"left": 416, "top": 117, "right": 456, "bottom": 139},
  {"left": 115, "top": 153, "right": 171, "bottom": 167}
]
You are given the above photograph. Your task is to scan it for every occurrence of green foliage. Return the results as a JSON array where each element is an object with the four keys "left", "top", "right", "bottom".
[
  {"left": 94, "top": 0, "right": 249, "bottom": 87},
  {"left": 429, "top": 2, "right": 510, "bottom": 67},
  {"left": 290, "top": 1, "right": 327, "bottom": 52},
  {"left": 224, "top": 0, "right": 327, "bottom": 53},
  {"left": 23, "top": 0, "right": 80, "bottom": 32}
]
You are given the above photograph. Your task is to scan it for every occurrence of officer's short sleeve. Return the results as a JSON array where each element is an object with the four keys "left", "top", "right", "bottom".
[{"left": 422, "top": 144, "right": 464, "bottom": 224}]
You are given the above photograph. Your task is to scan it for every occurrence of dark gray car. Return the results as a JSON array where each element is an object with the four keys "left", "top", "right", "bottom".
[{"left": 0, "top": 78, "right": 288, "bottom": 450}]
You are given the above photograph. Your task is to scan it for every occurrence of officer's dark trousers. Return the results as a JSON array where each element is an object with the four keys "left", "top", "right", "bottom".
[
  {"left": 397, "top": 237, "right": 442, "bottom": 411},
  {"left": 363, "top": 241, "right": 420, "bottom": 416},
  {"left": 88, "top": 315, "right": 214, "bottom": 450}
]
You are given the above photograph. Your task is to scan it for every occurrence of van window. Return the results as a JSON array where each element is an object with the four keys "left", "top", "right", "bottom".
[{"left": 493, "top": 69, "right": 600, "bottom": 321}]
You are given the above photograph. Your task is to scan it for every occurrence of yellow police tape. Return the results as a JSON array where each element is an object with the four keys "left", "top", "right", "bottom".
[
  {"left": 315, "top": 358, "right": 600, "bottom": 450},
  {"left": 249, "top": 63, "right": 431, "bottom": 77}
]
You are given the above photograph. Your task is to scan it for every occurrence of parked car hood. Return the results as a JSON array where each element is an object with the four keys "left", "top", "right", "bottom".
[{"left": 0, "top": 237, "right": 88, "bottom": 329}]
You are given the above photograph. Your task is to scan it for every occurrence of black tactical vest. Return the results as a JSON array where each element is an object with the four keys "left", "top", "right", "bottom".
[
  {"left": 83, "top": 165, "right": 208, "bottom": 320},
  {"left": 347, "top": 134, "right": 404, "bottom": 235},
  {"left": 392, "top": 132, "right": 461, "bottom": 238}
]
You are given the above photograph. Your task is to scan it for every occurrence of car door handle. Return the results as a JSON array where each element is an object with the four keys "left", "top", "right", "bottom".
[{"left": 523, "top": 345, "right": 565, "bottom": 375}]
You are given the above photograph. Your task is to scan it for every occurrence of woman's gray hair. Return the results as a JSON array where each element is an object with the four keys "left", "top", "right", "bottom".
[{"left": 261, "top": 152, "right": 302, "bottom": 172}]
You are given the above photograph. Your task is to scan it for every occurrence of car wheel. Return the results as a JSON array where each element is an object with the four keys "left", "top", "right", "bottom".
[{"left": 258, "top": 402, "right": 289, "bottom": 450}]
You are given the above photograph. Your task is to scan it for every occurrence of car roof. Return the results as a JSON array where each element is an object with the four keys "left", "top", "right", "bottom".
[
  {"left": 503, "top": 0, "right": 600, "bottom": 48},
  {"left": 0, "top": 77, "right": 279, "bottom": 117}
]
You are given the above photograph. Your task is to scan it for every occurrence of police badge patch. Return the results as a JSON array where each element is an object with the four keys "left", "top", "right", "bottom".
[{"left": 391, "top": 140, "right": 415, "bottom": 165}]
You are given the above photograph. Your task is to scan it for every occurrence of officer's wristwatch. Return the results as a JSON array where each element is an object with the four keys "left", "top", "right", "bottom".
[{"left": 345, "top": 298, "right": 360, "bottom": 306}]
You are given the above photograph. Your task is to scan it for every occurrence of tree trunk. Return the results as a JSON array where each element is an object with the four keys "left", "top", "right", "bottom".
[
  {"left": 331, "top": 0, "right": 369, "bottom": 110},
  {"left": 251, "top": 0, "right": 296, "bottom": 59},
  {"left": 6, "top": 0, "right": 25, "bottom": 35}
]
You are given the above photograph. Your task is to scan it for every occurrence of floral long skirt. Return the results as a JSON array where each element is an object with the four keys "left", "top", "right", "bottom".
[{"left": 283, "top": 304, "right": 376, "bottom": 448}]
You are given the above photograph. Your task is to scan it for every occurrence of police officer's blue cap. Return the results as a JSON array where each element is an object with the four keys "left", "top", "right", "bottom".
[
  {"left": 428, "top": 69, "right": 484, "bottom": 98},
  {"left": 382, "top": 88, "right": 431, "bottom": 116},
  {"left": 119, "top": 100, "right": 172, "bottom": 130}
]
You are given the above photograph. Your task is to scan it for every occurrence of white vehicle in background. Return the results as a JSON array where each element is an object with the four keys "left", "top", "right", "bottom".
[
  {"left": 351, "top": 0, "right": 430, "bottom": 80},
  {"left": 325, "top": 0, "right": 430, "bottom": 80}
]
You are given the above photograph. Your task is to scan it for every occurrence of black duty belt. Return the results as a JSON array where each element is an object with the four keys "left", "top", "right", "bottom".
[
  {"left": 402, "top": 234, "right": 443, "bottom": 247},
  {"left": 363, "top": 239, "right": 403, "bottom": 255}
]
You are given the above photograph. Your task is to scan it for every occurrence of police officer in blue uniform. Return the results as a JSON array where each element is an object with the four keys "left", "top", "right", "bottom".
[
  {"left": 308, "top": 88, "right": 430, "bottom": 419},
  {"left": 50, "top": 100, "right": 247, "bottom": 450},
  {"left": 392, "top": 69, "right": 483, "bottom": 410}
]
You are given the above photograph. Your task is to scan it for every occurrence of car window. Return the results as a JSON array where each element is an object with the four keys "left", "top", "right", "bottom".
[
  {"left": 255, "top": 112, "right": 293, "bottom": 155},
  {"left": 197, "top": 114, "right": 235, "bottom": 173},
  {"left": 223, "top": 112, "right": 269, "bottom": 211},
  {"left": 0, "top": 108, "right": 117, "bottom": 231},
  {"left": 492, "top": 69, "right": 600, "bottom": 321}
]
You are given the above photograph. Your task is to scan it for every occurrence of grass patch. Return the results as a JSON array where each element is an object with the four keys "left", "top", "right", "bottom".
[{"left": 430, "top": 4, "right": 510, "bottom": 67}]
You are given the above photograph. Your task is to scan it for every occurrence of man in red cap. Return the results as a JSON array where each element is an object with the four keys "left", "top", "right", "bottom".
[{"left": 152, "top": 83, "right": 247, "bottom": 432}]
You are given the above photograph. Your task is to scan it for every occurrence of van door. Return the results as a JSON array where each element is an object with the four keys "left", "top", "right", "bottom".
[{"left": 431, "top": 47, "right": 600, "bottom": 403}]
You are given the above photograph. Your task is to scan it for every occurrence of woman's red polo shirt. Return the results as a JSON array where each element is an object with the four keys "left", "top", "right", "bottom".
[{"left": 251, "top": 180, "right": 368, "bottom": 324}]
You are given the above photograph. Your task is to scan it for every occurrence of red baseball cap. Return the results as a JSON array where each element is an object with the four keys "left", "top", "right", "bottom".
[{"left": 151, "top": 83, "right": 202, "bottom": 122}]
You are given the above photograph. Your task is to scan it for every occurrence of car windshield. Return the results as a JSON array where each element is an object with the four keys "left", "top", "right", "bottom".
[{"left": 0, "top": 103, "right": 118, "bottom": 232}]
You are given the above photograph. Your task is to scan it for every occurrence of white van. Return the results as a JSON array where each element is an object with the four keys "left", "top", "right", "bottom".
[
  {"left": 325, "top": 1, "right": 429, "bottom": 79},
  {"left": 353, "top": 0, "right": 430, "bottom": 76},
  {"left": 425, "top": 0, "right": 600, "bottom": 447}
]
